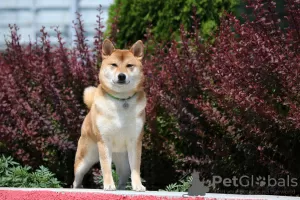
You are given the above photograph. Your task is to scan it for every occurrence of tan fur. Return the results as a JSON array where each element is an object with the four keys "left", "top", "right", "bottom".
[
  {"left": 83, "top": 86, "right": 97, "bottom": 109},
  {"left": 73, "top": 39, "right": 146, "bottom": 191}
]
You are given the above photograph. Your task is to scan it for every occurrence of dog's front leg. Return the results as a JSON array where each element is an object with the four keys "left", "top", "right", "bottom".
[
  {"left": 127, "top": 134, "right": 146, "bottom": 192},
  {"left": 97, "top": 141, "right": 116, "bottom": 190}
]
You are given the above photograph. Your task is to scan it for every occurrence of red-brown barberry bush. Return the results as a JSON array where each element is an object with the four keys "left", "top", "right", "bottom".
[
  {"left": 143, "top": 0, "right": 300, "bottom": 194},
  {"left": 0, "top": 10, "right": 103, "bottom": 186}
]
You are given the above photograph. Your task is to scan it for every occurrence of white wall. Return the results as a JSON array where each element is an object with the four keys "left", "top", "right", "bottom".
[{"left": 0, "top": 0, "right": 114, "bottom": 49}]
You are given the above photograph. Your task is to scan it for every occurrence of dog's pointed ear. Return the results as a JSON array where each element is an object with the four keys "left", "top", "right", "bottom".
[
  {"left": 102, "top": 39, "right": 115, "bottom": 59},
  {"left": 130, "top": 40, "right": 144, "bottom": 60}
]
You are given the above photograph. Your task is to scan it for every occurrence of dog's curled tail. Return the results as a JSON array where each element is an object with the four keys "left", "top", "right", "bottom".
[{"left": 83, "top": 86, "right": 97, "bottom": 109}]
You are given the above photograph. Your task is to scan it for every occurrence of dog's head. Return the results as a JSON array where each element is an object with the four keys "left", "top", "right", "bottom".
[{"left": 99, "top": 39, "right": 144, "bottom": 94}]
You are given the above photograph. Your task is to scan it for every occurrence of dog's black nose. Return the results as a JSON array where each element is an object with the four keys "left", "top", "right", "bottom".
[{"left": 118, "top": 73, "right": 126, "bottom": 82}]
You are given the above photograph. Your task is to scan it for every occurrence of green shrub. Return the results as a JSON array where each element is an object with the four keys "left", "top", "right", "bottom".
[
  {"left": 0, "top": 155, "right": 61, "bottom": 188},
  {"left": 107, "top": 0, "right": 239, "bottom": 47},
  {"left": 160, "top": 175, "right": 192, "bottom": 192}
]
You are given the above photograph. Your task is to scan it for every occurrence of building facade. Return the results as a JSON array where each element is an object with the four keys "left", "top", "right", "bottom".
[{"left": 0, "top": 0, "right": 113, "bottom": 49}]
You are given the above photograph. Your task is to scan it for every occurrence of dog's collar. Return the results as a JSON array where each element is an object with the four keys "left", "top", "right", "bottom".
[{"left": 106, "top": 92, "right": 137, "bottom": 101}]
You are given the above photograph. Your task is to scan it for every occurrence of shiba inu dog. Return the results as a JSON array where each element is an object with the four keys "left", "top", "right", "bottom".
[{"left": 72, "top": 39, "right": 146, "bottom": 191}]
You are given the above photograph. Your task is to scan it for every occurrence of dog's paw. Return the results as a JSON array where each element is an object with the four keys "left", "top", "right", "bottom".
[
  {"left": 72, "top": 183, "right": 83, "bottom": 189},
  {"left": 104, "top": 184, "right": 116, "bottom": 191},
  {"left": 132, "top": 184, "right": 146, "bottom": 192}
]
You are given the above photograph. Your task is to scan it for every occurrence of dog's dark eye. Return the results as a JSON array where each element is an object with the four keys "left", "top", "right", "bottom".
[
  {"left": 111, "top": 63, "right": 117, "bottom": 67},
  {"left": 127, "top": 64, "right": 134, "bottom": 68}
]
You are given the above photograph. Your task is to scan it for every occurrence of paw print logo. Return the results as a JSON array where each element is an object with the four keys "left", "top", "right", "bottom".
[
  {"left": 188, "top": 171, "right": 209, "bottom": 196},
  {"left": 255, "top": 176, "right": 266, "bottom": 187}
]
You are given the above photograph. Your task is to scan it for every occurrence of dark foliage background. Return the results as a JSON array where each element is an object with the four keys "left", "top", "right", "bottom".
[{"left": 1, "top": 0, "right": 300, "bottom": 194}]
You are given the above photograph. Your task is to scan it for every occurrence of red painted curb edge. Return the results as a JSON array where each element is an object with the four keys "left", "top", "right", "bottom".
[{"left": 0, "top": 190, "right": 210, "bottom": 200}]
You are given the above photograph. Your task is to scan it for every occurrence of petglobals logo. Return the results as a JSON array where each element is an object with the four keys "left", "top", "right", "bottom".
[
  {"left": 187, "top": 172, "right": 299, "bottom": 196},
  {"left": 208, "top": 175, "right": 298, "bottom": 188}
]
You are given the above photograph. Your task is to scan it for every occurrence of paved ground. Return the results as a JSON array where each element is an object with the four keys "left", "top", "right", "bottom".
[{"left": 0, "top": 188, "right": 299, "bottom": 200}]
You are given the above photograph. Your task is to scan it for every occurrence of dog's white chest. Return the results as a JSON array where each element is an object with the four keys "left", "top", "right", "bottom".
[{"left": 95, "top": 95, "right": 145, "bottom": 152}]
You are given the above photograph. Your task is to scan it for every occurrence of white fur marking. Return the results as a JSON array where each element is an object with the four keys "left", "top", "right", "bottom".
[{"left": 95, "top": 94, "right": 145, "bottom": 152}]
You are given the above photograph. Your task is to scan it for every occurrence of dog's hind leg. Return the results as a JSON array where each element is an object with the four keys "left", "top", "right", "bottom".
[
  {"left": 113, "top": 152, "right": 131, "bottom": 190},
  {"left": 73, "top": 136, "right": 99, "bottom": 188}
]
